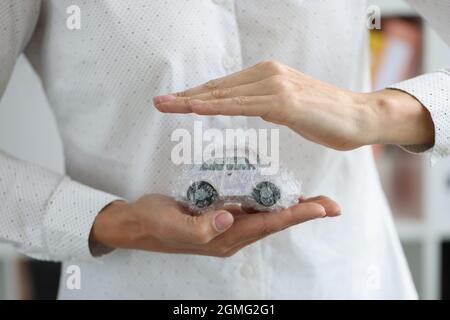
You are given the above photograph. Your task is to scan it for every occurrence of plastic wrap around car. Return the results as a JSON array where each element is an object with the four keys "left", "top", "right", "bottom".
[{"left": 173, "top": 155, "right": 302, "bottom": 214}]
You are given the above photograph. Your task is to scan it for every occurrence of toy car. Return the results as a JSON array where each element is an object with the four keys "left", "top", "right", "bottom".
[{"left": 176, "top": 154, "right": 301, "bottom": 213}]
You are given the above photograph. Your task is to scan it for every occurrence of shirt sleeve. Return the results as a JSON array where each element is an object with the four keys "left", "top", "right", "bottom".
[
  {"left": 0, "top": 1, "right": 122, "bottom": 262},
  {"left": 389, "top": 0, "right": 450, "bottom": 164}
]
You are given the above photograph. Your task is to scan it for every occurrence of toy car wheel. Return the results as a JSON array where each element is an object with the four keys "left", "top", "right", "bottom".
[
  {"left": 252, "top": 181, "right": 281, "bottom": 207},
  {"left": 187, "top": 181, "right": 219, "bottom": 209}
]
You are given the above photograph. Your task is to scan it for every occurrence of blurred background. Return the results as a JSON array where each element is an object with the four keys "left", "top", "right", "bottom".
[{"left": 0, "top": 0, "right": 450, "bottom": 300}]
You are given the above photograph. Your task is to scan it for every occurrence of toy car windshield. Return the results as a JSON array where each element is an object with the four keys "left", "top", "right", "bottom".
[{"left": 200, "top": 157, "right": 257, "bottom": 171}]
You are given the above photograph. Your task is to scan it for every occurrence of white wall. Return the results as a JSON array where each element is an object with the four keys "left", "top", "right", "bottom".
[{"left": 0, "top": 55, "right": 63, "bottom": 173}]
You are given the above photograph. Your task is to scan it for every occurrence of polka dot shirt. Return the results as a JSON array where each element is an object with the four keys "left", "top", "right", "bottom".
[{"left": 0, "top": 0, "right": 447, "bottom": 299}]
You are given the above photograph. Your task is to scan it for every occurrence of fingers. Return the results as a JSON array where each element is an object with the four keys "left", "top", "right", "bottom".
[
  {"left": 153, "top": 95, "right": 195, "bottom": 113},
  {"left": 212, "top": 202, "right": 325, "bottom": 257},
  {"left": 189, "top": 78, "right": 279, "bottom": 101},
  {"left": 191, "top": 96, "right": 275, "bottom": 117},
  {"left": 163, "top": 195, "right": 338, "bottom": 258},
  {"left": 154, "top": 93, "right": 276, "bottom": 117},
  {"left": 239, "top": 205, "right": 260, "bottom": 214},
  {"left": 154, "top": 76, "right": 291, "bottom": 116},
  {"left": 168, "top": 60, "right": 292, "bottom": 98},
  {"left": 230, "top": 202, "right": 326, "bottom": 244},
  {"left": 219, "top": 196, "right": 341, "bottom": 256},
  {"left": 169, "top": 63, "right": 268, "bottom": 98},
  {"left": 153, "top": 60, "right": 296, "bottom": 120},
  {"left": 156, "top": 95, "right": 276, "bottom": 117},
  {"left": 153, "top": 60, "right": 291, "bottom": 112},
  {"left": 300, "top": 195, "right": 342, "bottom": 217}
]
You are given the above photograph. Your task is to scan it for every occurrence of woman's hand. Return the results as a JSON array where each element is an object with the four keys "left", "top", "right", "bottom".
[
  {"left": 154, "top": 60, "right": 434, "bottom": 150},
  {"left": 89, "top": 194, "right": 340, "bottom": 258}
]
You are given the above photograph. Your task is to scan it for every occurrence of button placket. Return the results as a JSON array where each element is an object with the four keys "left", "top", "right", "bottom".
[
  {"left": 216, "top": 0, "right": 243, "bottom": 74},
  {"left": 240, "top": 263, "right": 256, "bottom": 279},
  {"left": 212, "top": 0, "right": 226, "bottom": 5},
  {"left": 239, "top": 249, "right": 264, "bottom": 298}
]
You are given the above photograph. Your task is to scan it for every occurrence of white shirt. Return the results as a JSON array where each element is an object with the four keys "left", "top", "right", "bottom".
[{"left": 0, "top": 0, "right": 449, "bottom": 299}]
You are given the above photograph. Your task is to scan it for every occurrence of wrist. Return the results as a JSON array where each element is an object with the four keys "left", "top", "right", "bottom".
[
  {"left": 349, "top": 91, "right": 384, "bottom": 147},
  {"left": 89, "top": 200, "right": 136, "bottom": 252},
  {"left": 361, "top": 89, "right": 435, "bottom": 147}
]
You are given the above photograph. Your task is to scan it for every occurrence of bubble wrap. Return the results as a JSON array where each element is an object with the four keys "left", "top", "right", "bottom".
[{"left": 173, "top": 155, "right": 301, "bottom": 214}]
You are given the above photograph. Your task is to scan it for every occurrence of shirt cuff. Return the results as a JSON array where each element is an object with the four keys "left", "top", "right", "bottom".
[
  {"left": 389, "top": 69, "right": 450, "bottom": 165},
  {"left": 43, "top": 177, "right": 123, "bottom": 262}
]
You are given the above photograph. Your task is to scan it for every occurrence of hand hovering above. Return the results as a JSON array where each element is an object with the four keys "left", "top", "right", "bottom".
[{"left": 154, "top": 60, "right": 434, "bottom": 151}]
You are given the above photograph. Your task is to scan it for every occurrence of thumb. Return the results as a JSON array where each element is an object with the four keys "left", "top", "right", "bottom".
[
  {"left": 203, "top": 210, "right": 235, "bottom": 233},
  {"left": 189, "top": 210, "right": 234, "bottom": 244}
]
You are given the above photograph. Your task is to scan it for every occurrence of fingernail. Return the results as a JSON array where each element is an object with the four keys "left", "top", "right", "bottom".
[
  {"left": 153, "top": 95, "right": 176, "bottom": 105},
  {"left": 214, "top": 211, "right": 234, "bottom": 231},
  {"left": 319, "top": 208, "right": 327, "bottom": 218}
]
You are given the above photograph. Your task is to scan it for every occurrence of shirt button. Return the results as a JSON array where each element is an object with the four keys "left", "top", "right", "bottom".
[
  {"left": 240, "top": 264, "right": 255, "bottom": 278},
  {"left": 222, "top": 56, "right": 237, "bottom": 70}
]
